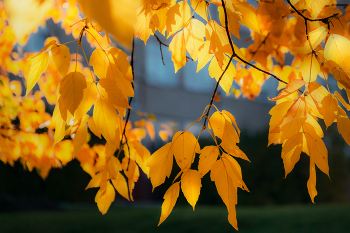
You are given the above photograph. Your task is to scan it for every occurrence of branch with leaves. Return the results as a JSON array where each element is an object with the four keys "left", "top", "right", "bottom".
[{"left": 1, "top": 0, "right": 350, "bottom": 231}]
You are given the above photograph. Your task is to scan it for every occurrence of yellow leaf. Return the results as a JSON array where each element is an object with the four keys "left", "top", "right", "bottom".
[
  {"left": 51, "top": 45, "right": 71, "bottom": 77},
  {"left": 78, "top": 0, "right": 139, "bottom": 47},
  {"left": 158, "top": 182, "right": 180, "bottom": 226},
  {"left": 111, "top": 173, "right": 130, "bottom": 200},
  {"left": 268, "top": 79, "right": 305, "bottom": 101},
  {"left": 331, "top": 68, "right": 350, "bottom": 90},
  {"left": 172, "top": 131, "right": 200, "bottom": 170},
  {"left": 196, "top": 41, "right": 214, "bottom": 72},
  {"left": 93, "top": 96, "right": 120, "bottom": 148},
  {"left": 58, "top": 72, "right": 87, "bottom": 116},
  {"left": 281, "top": 132, "right": 303, "bottom": 177},
  {"left": 88, "top": 116, "right": 101, "bottom": 139},
  {"left": 147, "top": 142, "right": 173, "bottom": 189},
  {"left": 169, "top": 30, "right": 186, "bottom": 73},
  {"left": 324, "top": 34, "right": 350, "bottom": 71},
  {"left": 52, "top": 103, "right": 67, "bottom": 146},
  {"left": 321, "top": 94, "right": 338, "bottom": 128},
  {"left": 307, "top": 159, "right": 318, "bottom": 203},
  {"left": 26, "top": 51, "right": 50, "bottom": 95},
  {"left": 305, "top": 0, "right": 331, "bottom": 18},
  {"left": 184, "top": 19, "right": 206, "bottom": 61},
  {"left": 268, "top": 100, "right": 294, "bottom": 133},
  {"left": 279, "top": 97, "right": 307, "bottom": 142},
  {"left": 95, "top": 181, "right": 115, "bottom": 215},
  {"left": 190, "top": 0, "right": 208, "bottom": 21},
  {"left": 208, "top": 55, "right": 236, "bottom": 95},
  {"left": 222, "top": 110, "right": 240, "bottom": 136},
  {"left": 305, "top": 26, "right": 328, "bottom": 54},
  {"left": 135, "top": 5, "right": 156, "bottom": 44},
  {"left": 218, "top": 6, "right": 241, "bottom": 39},
  {"left": 210, "top": 157, "right": 238, "bottom": 230},
  {"left": 305, "top": 134, "right": 329, "bottom": 177},
  {"left": 181, "top": 169, "right": 201, "bottom": 210},
  {"left": 86, "top": 172, "right": 103, "bottom": 190},
  {"left": 97, "top": 78, "right": 130, "bottom": 109},
  {"left": 166, "top": 1, "right": 191, "bottom": 38},
  {"left": 209, "top": 111, "right": 239, "bottom": 145},
  {"left": 90, "top": 48, "right": 134, "bottom": 97},
  {"left": 73, "top": 116, "right": 88, "bottom": 157},
  {"left": 234, "top": 4, "right": 261, "bottom": 35},
  {"left": 4, "top": 0, "right": 54, "bottom": 45},
  {"left": 198, "top": 146, "right": 219, "bottom": 177},
  {"left": 74, "top": 80, "right": 99, "bottom": 120},
  {"left": 299, "top": 53, "right": 320, "bottom": 83}
]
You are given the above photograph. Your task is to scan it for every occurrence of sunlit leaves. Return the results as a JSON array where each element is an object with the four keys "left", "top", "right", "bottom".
[
  {"left": 26, "top": 51, "right": 50, "bottom": 95},
  {"left": 166, "top": 1, "right": 191, "bottom": 38}
]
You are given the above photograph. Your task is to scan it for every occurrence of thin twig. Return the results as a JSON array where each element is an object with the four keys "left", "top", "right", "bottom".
[{"left": 120, "top": 37, "right": 135, "bottom": 149}]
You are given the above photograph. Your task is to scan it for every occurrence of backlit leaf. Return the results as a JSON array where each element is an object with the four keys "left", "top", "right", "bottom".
[
  {"left": 198, "top": 146, "right": 219, "bottom": 177},
  {"left": 93, "top": 96, "right": 120, "bottom": 148},
  {"left": 58, "top": 71, "right": 87, "bottom": 115},
  {"left": 321, "top": 94, "right": 338, "bottom": 128},
  {"left": 147, "top": 142, "right": 174, "bottom": 189},
  {"left": 181, "top": 169, "right": 201, "bottom": 210},
  {"left": 26, "top": 51, "right": 50, "bottom": 95},
  {"left": 51, "top": 44, "right": 71, "bottom": 77},
  {"left": 158, "top": 181, "right": 180, "bottom": 226},
  {"left": 172, "top": 131, "right": 200, "bottom": 170},
  {"left": 324, "top": 34, "right": 350, "bottom": 71}
]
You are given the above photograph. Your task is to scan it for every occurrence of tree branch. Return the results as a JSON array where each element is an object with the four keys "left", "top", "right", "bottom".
[
  {"left": 220, "top": 0, "right": 288, "bottom": 85},
  {"left": 120, "top": 37, "right": 135, "bottom": 149}
]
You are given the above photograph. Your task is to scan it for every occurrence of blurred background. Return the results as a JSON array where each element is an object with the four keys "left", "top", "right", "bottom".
[{"left": 1, "top": 1, "right": 350, "bottom": 232}]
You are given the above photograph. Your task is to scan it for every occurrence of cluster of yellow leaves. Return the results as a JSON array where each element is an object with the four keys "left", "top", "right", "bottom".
[
  {"left": 148, "top": 110, "right": 249, "bottom": 230},
  {"left": 0, "top": 76, "right": 74, "bottom": 179},
  {"left": 1, "top": 0, "right": 350, "bottom": 231}
]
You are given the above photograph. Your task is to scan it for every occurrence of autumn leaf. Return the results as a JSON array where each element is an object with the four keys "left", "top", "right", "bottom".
[
  {"left": 147, "top": 142, "right": 173, "bottom": 189},
  {"left": 58, "top": 71, "right": 87, "bottom": 116},
  {"left": 198, "top": 146, "right": 219, "bottom": 177},
  {"left": 172, "top": 131, "right": 200, "bottom": 170},
  {"left": 181, "top": 169, "right": 202, "bottom": 209},
  {"left": 281, "top": 132, "right": 303, "bottom": 177},
  {"left": 321, "top": 94, "right": 338, "bottom": 128},
  {"left": 324, "top": 34, "right": 350, "bottom": 71},
  {"left": 51, "top": 45, "right": 71, "bottom": 77},
  {"left": 93, "top": 96, "right": 120, "bottom": 148},
  {"left": 166, "top": 1, "right": 191, "bottom": 38},
  {"left": 158, "top": 182, "right": 180, "bottom": 226},
  {"left": 26, "top": 51, "right": 50, "bottom": 95},
  {"left": 95, "top": 181, "right": 115, "bottom": 215}
]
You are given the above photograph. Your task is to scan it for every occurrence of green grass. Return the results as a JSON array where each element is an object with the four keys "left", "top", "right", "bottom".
[{"left": 0, "top": 204, "right": 349, "bottom": 233}]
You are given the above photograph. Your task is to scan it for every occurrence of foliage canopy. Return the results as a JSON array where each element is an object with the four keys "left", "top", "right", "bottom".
[{"left": 1, "top": 0, "right": 350, "bottom": 230}]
